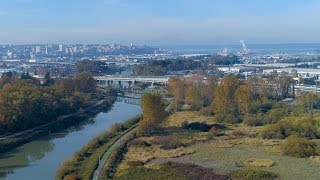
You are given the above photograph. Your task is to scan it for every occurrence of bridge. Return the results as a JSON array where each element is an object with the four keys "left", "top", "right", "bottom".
[
  {"left": 116, "top": 96, "right": 141, "bottom": 105},
  {"left": 295, "top": 85, "right": 320, "bottom": 95},
  {"left": 94, "top": 76, "right": 169, "bottom": 86}
]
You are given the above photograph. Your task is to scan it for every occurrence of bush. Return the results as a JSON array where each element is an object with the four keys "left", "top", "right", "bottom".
[
  {"left": 261, "top": 115, "right": 320, "bottom": 139},
  {"left": 181, "top": 121, "right": 189, "bottom": 129},
  {"left": 281, "top": 136, "right": 319, "bottom": 158},
  {"left": 181, "top": 122, "right": 212, "bottom": 132},
  {"left": 63, "top": 174, "right": 79, "bottom": 180},
  {"left": 224, "top": 114, "right": 241, "bottom": 124},
  {"left": 230, "top": 169, "right": 277, "bottom": 180},
  {"left": 259, "top": 103, "right": 273, "bottom": 113},
  {"left": 128, "top": 139, "right": 151, "bottom": 148},
  {"left": 127, "top": 161, "right": 144, "bottom": 167},
  {"left": 232, "top": 130, "right": 245, "bottom": 137},
  {"left": 151, "top": 136, "right": 183, "bottom": 150},
  {"left": 266, "top": 108, "right": 289, "bottom": 124},
  {"left": 198, "top": 106, "right": 213, "bottom": 116},
  {"left": 209, "top": 126, "right": 219, "bottom": 135},
  {"left": 243, "top": 113, "right": 264, "bottom": 126}
]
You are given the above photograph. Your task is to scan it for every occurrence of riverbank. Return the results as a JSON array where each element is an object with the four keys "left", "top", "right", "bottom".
[
  {"left": 0, "top": 97, "right": 115, "bottom": 154},
  {"left": 56, "top": 115, "right": 141, "bottom": 180}
]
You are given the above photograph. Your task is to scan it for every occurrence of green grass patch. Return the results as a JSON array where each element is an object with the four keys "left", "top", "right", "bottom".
[
  {"left": 161, "top": 143, "right": 320, "bottom": 179},
  {"left": 230, "top": 169, "right": 277, "bottom": 180}
]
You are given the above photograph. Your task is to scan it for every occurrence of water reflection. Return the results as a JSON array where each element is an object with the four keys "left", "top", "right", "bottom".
[
  {"left": 0, "top": 140, "right": 54, "bottom": 178},
  {"left": 0, "top": 101, "right": 141, "bottom": 180}
]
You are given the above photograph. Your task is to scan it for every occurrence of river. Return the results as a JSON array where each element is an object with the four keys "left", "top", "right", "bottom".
[{"left": 0, "top": 101, "right": 141, "bottom": 180}]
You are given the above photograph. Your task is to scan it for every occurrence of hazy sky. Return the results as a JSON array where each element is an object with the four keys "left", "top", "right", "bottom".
[{"left": 0, "top": 0, "right": 319, "bottom": 45}]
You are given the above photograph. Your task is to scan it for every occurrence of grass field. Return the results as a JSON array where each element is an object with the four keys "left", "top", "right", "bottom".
[
  {"left": 164, "top": 111, "right": 216, "bottom": 127},
  {"left": 148, "top": 142, "right": 320, "bottom": 180},
  {"left": 114, "top": 111, "right": 320, "bottom": 180}
]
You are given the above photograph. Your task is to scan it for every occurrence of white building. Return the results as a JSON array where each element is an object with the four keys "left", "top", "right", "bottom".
[
  {"left": 35, "top": 46, "right": 41, "bottom": 53},
  {"left": 263, "top": 68, "right": 320, "bottom": 78}
]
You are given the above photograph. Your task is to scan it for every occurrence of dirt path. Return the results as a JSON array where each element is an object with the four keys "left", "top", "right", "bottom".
[{"left": 92, "top": 127, "right": 136, "bottom": 180}]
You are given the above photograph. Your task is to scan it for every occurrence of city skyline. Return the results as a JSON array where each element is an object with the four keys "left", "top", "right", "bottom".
[{"left": 0, "top": 0, "right": 320, "bottom": 45}]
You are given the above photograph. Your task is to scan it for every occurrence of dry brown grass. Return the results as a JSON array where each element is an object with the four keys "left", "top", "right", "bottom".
[
  {"left": 244, "top": 158, "right": 275, "bottom": 167},
  {"left": 172, "top": 132, "right": 214, "bottom": 144},
  {"left": 117, "top": 138, "right": 195, "bottom": 173},
  {"left": 163, "top": 111, "right": 216, "bottom": 127},
  {"left": 310, "top": 156, "right": 320, "bottom": 164},
  {"left": 224, "top": 124, "right": 263, "bottom": 137},
  {"left": 124, "top": 146, "right": 194, "bottom": 163}
]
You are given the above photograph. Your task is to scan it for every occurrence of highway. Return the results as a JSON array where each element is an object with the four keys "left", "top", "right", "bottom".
[{"left": 94, "top": 76, "right": 169, "bottom": 83}]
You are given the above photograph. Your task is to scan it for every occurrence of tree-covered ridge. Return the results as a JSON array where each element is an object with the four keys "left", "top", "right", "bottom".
[
  {"left": 133, "top": 55, "right": 239, "bottom": 76},
  {"left": 0, "top": 72, "right": 97, "bottom": 134},
  {"left": 75, "top": 60, "right": 120, "bottom": 75}
]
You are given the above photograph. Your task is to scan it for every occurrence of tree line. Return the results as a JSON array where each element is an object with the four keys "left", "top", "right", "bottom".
[
  {"left": 167, "top": 75, "right": 295, "bottom": 124},
  {"left": 76, "top": 60, "right": 120, "bottom": 75},
  {"left": 133, "top": 55, "right": 239, "bottom": 76},
  {"left": 0, "top": 72, "right": 97, "bottom": 134}
]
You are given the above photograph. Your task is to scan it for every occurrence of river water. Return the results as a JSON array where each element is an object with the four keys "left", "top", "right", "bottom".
[{"left": 0, "top": 101, "right": 141, "bottom": 180}]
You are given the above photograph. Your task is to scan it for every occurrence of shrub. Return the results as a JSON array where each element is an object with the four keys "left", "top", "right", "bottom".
[
  {"left": 224, "top": 114, "right": 241, "bottom": 124},
  {"left": 259, "top": 103, "right": 273, "bottom": 113},
  {"left": 230, "top": 169, "right": 277, "bottom": 180},
  {"left": 209, "top": 126, "right": 219, "bottom": 135},
  {"left": 243, "top": 114, "right": 261, "bottom": 126},
  {"left": 63, "top": 174, "right": 78, "bottom": 180},
  {"left": 243, "top": 113, "right": 266, "bottom": 126},
  {"left": 266, "top": 108, "right": 289, "bottom": 124},
  {"left": 198, "top": 106, "right": 213, "bottom": 116},
  {"left": 281, "top": 136, "right": 319, "bottom": 158},
  {"left": 232, "top": 130, "right": 245, "bottom": 137},
  {"left": 182, "top": 122, "right": 212, "bottom": 132},
  {"left": 261, "top": 115, "right": 320, "bottom": 139},
  {"left": 128, "top": 139, "right": 151, "bottom": 148},
  {"left": 127, "top": 161, "right": 145, "bottom": 167},
  {"left": 109, "top": 123, "right": 125, "bottom": 134},
  {"left": 151, "top": 136, "right": 183, "bottom": 150},
  {"left": 181, "top": 121, "right": 189, "bottom": 129}
]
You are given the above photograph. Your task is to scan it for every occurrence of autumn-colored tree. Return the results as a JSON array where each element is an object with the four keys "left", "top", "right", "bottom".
[
  {"left": 138, "top": 93, "right": 166, "bottom": 136},
  {"left": 276, "top": 76, "right": 294, "bottom": 99},
  {"left": 201, "top": 76, "right": 217, "bottom": 106},
  {"left": 167, "top": 77, "right": 185, "bottom": 111},
  {"left": 0, "top": 73, "right": 98, "bottom": 134},
  {"left": 213, "top": 76, "right": 241, "bottom": 123},
  {"left": 298, "top": 92, "right": 320, "bottom": 110},
  {"left": 74, "top": 72, "right": 97, "bottom": 93},
  {"left": 185, "top": 87, "right": 203, "bottom": 110},
  {"left": 235, "top": 84, "right": 252, "bottom": 115}
]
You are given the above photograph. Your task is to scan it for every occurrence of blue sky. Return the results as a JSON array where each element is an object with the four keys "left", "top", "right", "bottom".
[{"left": 0, "top": 0, "right": 319, "bottom": 44}]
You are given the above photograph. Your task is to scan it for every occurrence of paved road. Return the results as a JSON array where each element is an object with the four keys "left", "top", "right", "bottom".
[{"left": 92, "top": 127, "right": 136, "bottom": 180}]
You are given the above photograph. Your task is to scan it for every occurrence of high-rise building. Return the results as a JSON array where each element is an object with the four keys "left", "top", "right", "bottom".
[
  {"left": 59, "top": 45, "right": 63, "bottom": 52},
  {"left": 35, "top": 46, "right": 41, "bottom": 53}
]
